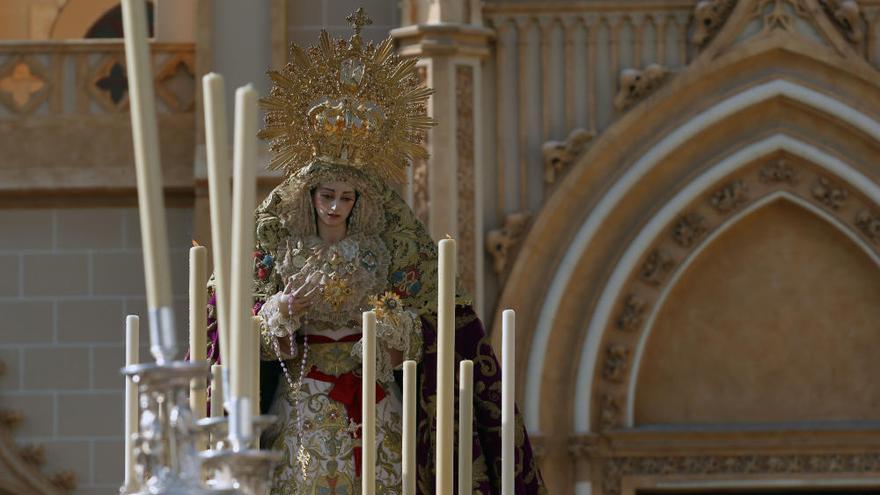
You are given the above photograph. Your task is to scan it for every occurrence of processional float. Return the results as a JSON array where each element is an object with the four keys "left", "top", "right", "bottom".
[{"left": 116, "top": 1, "right": 519, "bottom": 494}]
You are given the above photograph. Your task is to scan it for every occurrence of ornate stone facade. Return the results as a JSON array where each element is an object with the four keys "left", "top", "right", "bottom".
[{"left": 456, "top": 64, "right": 477, "bottom": 295}]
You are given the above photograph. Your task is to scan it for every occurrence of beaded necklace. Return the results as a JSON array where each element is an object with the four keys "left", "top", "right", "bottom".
[{"left": 271, "top": 295, "right": 311, "bottom": 481}]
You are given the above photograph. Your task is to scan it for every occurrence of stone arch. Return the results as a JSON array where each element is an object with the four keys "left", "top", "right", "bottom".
[
  {"left": 631, "top": 193, "right": 880, "bottom": 426},
  {"left": 492, "top": 19, "right": 880, "bottom": 494},
  {"left": 580, "top": 132, "right": 880, "bottom": 434},
  {"left": 51, "top": 0, "right": 125, "bottom": 39},
  {"left": 619, "top": 163, "right": 880, "bottom": 427}
]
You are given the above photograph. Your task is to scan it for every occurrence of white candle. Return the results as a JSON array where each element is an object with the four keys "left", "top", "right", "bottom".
[
  {"left": 120, "top": 0, "right": 175, "bottom": 362},
  {"left": 436, "top": 238, "right": 455, "bottom": 495},
  {"left": 210, "top": 364, "right": 224, "bottom": 419},
  {"left": 458, "top": 359, "right": 473, "bottom": 495},
  {"left": 123, "top": 315, "right": 139, "bottom": 490},
  {"left": 402, "top": 360, "right": 416, "bottom": 495},
  {"left": 251, "top": 316, "right": 262, "bottom": 417},
  {"left": 210, "top": 363, "right": 224, "bottom": 449},
  {"left": 502, "top": 309, "right": 515, "bottom": 495},
  {"left": 229, "top": 84, "right": 258, "bottom": 402},
  {"left": 202, "top": 73, "right": 233, "bottom": 371},
  {"left": 189, "top": 246, "right": 207, "bottom": 421},
  {"left": 362, "top": 311, "right": 377, "bottom": 495}
]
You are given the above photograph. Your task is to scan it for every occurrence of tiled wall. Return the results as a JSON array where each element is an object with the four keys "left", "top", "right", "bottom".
[{"left": 0, "top": 207, "right": 193, "bottom": 495}]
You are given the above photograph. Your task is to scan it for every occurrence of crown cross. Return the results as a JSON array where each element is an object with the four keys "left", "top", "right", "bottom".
[{"left": 346, "top": 8, "right": 372, "bottom": 35}]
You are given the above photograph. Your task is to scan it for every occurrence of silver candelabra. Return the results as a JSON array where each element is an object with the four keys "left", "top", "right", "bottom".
[{"left": 120, "top": 361, "right": 280, "bottom": 495}]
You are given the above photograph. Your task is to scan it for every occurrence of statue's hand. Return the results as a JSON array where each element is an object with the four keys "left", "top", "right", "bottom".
[{"left": 282, "top": 275, "right": 319, "bottom": 316}]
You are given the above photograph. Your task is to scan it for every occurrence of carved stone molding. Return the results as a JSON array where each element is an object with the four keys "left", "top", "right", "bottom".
[
  {"left": 0, "top": 409, "right": 23, "bottom": 428},
  {"left": 855, "top": 209, "right": 880, "bottom": 242},
  {"left": 18, "top": 445, "right": 46, "bottom": 467},
  {"left": 710, "top": 179, "right": 749, "bottom": 213},
  {"left": 603, "top": 452, "right": 880, "bottom": 495},
  {"left": 154, "top": 52, "right": 196, "bottom": 112},
  {"left": 0, "top": 358, "right": 74, "bottom": 494},
  {"left": 614, "top": 64, "right": 671, "bottom": 111},
  {"left": 616, "top": 294, "right": 646, "bottom": 332},
  {"left": 671, "top": 212, "right": 707, "bottom": 248},
  {"left": 456, "top": 65, "right": 477, "bottom": 295},
  {"left": 760, "top": 158, "right": 800, "bottom": 184},
  {"left": 692, "top": 0, "right": 738, "bottom": 46},
  {"left": 820, "top": 0, "right": 866, "bottom": 43},
  {"left": 592, "top": 155, "right": 880, "bottom": 433},
  {"left": 0, "top": 57, "right": 49, "bottom": 114},
  {"left": 49, "top": 472, "right": 77, "bottom": 492},
  {"left": 639, "top": 249, "right": 675, "bottom": 286},
  {"left": 602, "top": 344, "right": 630, "bottom": 383},
  {"left": 486, "top": 211, "right": 532, "bottom": 277},
  {"left": 542, "top": 128, "right": 594, "bottom": 184},
  {"left": 599, "top": 393, "right": 625, "bottom": 430},
  {"left": 568, "top": 434, "right": 600, "bottom": 460},
  {"left": 812, "top": 176, "right": 848, "bottom": 210}
]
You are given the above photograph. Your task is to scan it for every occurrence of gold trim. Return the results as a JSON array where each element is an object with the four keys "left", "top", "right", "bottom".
[{"left": 260, "top": 10, "right": 434, "bottom": 185}]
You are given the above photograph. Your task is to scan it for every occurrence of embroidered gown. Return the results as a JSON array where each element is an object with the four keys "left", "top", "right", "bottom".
[
  {"left": 203, "top": 161, "right": 546, "bottom": 495},
  {"left": 255, "top": 234, "right": 422, "bottom": 495}
]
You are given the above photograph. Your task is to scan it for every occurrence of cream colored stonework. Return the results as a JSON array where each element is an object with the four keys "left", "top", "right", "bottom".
[{"left": 3, "top": 1, "right": 880, "bottom": 494}]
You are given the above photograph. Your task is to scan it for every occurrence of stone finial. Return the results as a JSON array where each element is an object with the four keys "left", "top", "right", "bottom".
[
  {"left": 691, "top": 0, "right": 737, "bottom": 46},
  {"left": 542, "top": 129, "right": 594, "bottom": 184},
  {"left": 486, "top": 212, "right": 532, "bottom": 277},
  {"left": 614, "top": 64, "right": 671, "bottom": 111}
]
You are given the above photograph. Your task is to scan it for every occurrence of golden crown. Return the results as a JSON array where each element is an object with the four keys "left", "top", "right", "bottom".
[{"left": 258, "top": 9, "right": 434, "bottom": 185}]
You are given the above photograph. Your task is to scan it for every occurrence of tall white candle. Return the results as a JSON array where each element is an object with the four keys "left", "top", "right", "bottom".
[
  {"left": 209, "top": 363, "right": 224, "bottom": 449},
  {"left": 502, "top": 309, "right": 515, "bottom": 495},
  {"left": 210, "top": 364, "right": 224, "bottom": 419},
  {"left": 229, "top": 84, "right": 258, "bottom": 402},
  {"left": 202, "top": 73, "right": 232, "bottom": 371},
  {"left": 458, "top": 359, "right": 473, "bottom": 495},
  {"left": 251, "top": 316, "right": 262, "bottom": 417},
  {"left": 123, "top": 315, "right": 139, "bottom": 490},
  {"left": 402, "top": 360, "right": 416, "bottom": 495},
  {"left": 362, "top": 311, "right": 377, "bottom": 495},
  {"left": 189, "top": 246, "right": 207, "bottom": 422},
  {"left": 120, "top": 0, "right": 176, "bottom": 362},
  {"left": 436, "top": 238, "right": 455, "bottom": 495}
]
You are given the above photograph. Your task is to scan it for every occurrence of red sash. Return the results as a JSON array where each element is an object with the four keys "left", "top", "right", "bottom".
[{"left": 304, "top": 333, "right": 387, "bottom": 477}]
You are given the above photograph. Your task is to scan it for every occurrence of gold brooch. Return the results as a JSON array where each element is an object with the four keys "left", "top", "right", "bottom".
[{"left": 321, "top": 277, "right": 353, "bottom": 310}]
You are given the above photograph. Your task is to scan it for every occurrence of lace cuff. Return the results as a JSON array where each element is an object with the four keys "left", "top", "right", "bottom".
[
  {"left": 258, "top": 292, "right": 301, "bottom": 360},
  {"left": 351, "top": 309, "right": 423, "bottom": 383}
]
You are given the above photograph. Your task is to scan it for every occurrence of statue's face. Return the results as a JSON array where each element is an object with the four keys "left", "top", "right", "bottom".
[{"left": 312, "top": 181, "right": 357, "bottom": 228}]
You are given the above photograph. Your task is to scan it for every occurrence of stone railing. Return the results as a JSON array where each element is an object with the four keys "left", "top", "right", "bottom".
[{"left": 0, "top": 40, "right": 196, "bottom": 196}]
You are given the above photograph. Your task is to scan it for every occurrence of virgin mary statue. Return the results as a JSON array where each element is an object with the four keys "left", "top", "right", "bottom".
[{"left": 201, "top": 9, "right": 546, "bottom": 495}]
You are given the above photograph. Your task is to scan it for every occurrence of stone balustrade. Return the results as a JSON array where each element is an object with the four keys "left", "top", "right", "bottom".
[{"left": 0, "top": 40, "right": 196, "bottom": 196}]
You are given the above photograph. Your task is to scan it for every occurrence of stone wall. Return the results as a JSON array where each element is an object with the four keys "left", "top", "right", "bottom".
[{"left": 0, "top": 206, "right": 193, "bottom": 494}]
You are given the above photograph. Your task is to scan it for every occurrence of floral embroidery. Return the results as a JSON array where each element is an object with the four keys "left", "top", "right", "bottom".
[{"left": 254, "top": 249, "right": 275, "bottom": 280}]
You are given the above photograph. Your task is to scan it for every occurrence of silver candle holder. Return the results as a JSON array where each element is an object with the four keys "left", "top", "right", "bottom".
[
  {"left": 121, "top": 360, "right": 212, "bottom": 494},
  {"left": 199, "top": 397, "right": 281, "bottom": 495},
  {"left": 120, "top": 361, "right": 279, "bottom": 495}
]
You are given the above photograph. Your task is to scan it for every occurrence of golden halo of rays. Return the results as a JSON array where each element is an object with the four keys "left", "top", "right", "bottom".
[{"left": 258, "top": 9, "right": 434, "bottom": 186}]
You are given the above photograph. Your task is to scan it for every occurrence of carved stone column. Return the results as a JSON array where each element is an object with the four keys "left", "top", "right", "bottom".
[{"left": 392, "top": 15, "right": 492, "bottom": 315}]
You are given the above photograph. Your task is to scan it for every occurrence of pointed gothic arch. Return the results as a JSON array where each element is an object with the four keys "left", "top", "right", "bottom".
[{"left": 491, "top": 1, "right": 880, "bottom": 493}]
